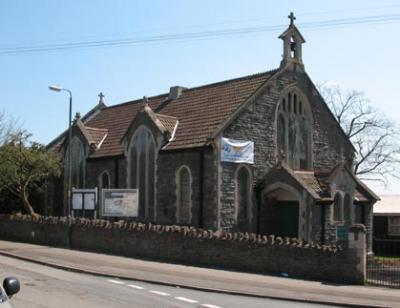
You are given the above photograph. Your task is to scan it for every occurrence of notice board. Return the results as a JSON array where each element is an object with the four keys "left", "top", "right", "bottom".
[{"left": 101, "top": 189, "right": 139, "bottom": 217}]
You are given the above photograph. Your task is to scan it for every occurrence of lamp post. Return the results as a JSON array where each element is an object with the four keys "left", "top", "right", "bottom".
[{"left": 49, "top": 85, "right": 72, "bottom": 216}]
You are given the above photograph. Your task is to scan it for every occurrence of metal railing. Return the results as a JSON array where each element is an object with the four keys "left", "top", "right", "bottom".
[{"left": 367, "top": 238, "right": 400, "bottom": 287}]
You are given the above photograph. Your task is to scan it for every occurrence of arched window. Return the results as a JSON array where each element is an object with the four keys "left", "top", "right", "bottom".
[
  {"left": 176, "top": 166, "right": 191, "bottom": 224},
  {"left": 344, "top": 194, "right": 352, "bottom": 224},
  {"left": 236, "top": 166, "right": 252, "bottom": 222},
  {"left": 68, "top": 137, "right": 85, "bottom": 188},
  {"left": 276, "top": 89, "right": 312, "bottom": 170},
  {"left": 277, "top": 114, "right": 286, "bottom": 156},
  {"left": 99, "top": 171, "right": 110, "bottom": 189},
  {"left": 128, "top": 127, "right": 156, "bottom": 219},
  {"left": 333, "top": 193, "right": 343, "bottom": 222}
]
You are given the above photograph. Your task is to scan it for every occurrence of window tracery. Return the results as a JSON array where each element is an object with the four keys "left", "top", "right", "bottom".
[
  {"left": 68, "top": 137, "right": 85, "bottom": 188},
  {"left": 128, "top": 127, "right": 156, "bottom": 219},
  {"left": 343, "top": 193, "right": 352, "bottom": 224},
  {"left": 276, "top": 89, "right": 312, "bottom": 170}
]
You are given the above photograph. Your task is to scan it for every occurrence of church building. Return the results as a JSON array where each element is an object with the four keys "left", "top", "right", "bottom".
[{"left": 46, "top": 14, "right": 378, "bottom": 250}]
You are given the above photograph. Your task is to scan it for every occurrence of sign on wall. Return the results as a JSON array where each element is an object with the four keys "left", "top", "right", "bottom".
[
  {"left": 221, "top": 137, "right": 254, "bottom": 164},
  {"left": 72, "top": 188, "right": 97, "bottom": 211},
  {"left": 337, "top": 225, "right": 348, "bottom": 241},
  {"left": 101, "top": 189, "right": 139, "bottom": 217}
]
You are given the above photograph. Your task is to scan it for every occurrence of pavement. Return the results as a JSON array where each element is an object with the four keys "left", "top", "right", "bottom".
[{"left": 0, "top": 240, "right": 399, "bottom": 308}]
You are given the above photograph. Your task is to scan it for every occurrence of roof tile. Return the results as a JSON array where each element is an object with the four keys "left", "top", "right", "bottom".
[{"left": 84, "top": 70, "right": 277, "bottom": 157}]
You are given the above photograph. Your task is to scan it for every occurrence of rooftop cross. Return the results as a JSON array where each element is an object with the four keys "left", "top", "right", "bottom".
[
  {"left": 288, "top": 12, "right": 296, "bottom": 26},
  {"left": 98, "top": 92, "right": 105, "bottom": 104}
]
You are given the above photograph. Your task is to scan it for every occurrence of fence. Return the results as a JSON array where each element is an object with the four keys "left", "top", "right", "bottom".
[{"left": 367, "top": 238, "right": 400, "bottom": 287}]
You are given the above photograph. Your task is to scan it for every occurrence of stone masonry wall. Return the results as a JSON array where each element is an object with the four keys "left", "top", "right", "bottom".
[
  {"left": 156, "top": 150, "right": 201, "bottom": 226},
  {"left": 0, "top": 214, "right": 365, "bottom": 284},
  {"left": 85, "top": 156, "right": 127, "bottom": 189},
  {"left": 363, "top": 203, "right": 373, "bottom": 253},
  {"left": 220, "top": 69, "right": 355, "bottom": 232},
  {"left": 86, "top": 158, "right": 118, "bottom": 189},
  {"left": 156, "top": 146, "right": 217, "bottom": 229}
]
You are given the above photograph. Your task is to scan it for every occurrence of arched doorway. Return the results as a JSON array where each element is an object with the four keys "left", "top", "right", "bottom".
[{"left": 260, "top": 186, "right": 300, "bottom": 238}]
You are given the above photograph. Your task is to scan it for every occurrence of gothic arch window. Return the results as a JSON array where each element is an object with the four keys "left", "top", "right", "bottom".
[
  {"left": 99, "top": 171, "right": 110, "bottom": 189},
  {"left": 344, "top": 193, "right": 352, "bottom": 224},
  {"left": 277, "top": 114, "right": 286, "bottom": 156},
  {"left": 275, "top": 88, "right": 312, "bottom": 170},
  {"left": 67, "top": 137, "right": 85, "bottom": 188},
  {"left": 176, "top": 165, "right": 192, "bottom": 224},
  {"left": 333, "top": 192, "right": 343, "bottom": 223},
  {"left": 128, "top": 127, "right": 156, "bottom": 219},
  {"left": 235, "top": 166, "right": 252, "bottom": 223}
]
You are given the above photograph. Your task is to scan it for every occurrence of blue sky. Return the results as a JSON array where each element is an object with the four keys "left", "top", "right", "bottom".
[{"left": 0, "top": 0, "right": 399, "bottom": 194}]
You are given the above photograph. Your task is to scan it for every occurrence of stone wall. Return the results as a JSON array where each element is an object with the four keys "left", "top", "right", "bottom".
[
  {"left": 0, "top": 216, "right": 70, "bottom": 247},
  {"left": 0, "top": 214, "right": 366, "bottom": 284},
  {"left": 363, "top": 203, "right": 373, "bottom": 253},
  {"left": 156, "top": 149, "right": 201, "bottom": 226},
  {"left": 86, "top": 158, "right": 119, "bottom": 189},
  {"left": 219, "top": 70, "right": 355, "bottom": 233},
  {"left": 46, "top": 69, "right": 357, "bottom": 236},
  {"left": 156, "top": 146, "right": 218, "bottom": 229}
]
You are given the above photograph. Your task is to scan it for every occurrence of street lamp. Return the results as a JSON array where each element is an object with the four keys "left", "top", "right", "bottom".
[{"left": 49, "top": 84, "right": 73, "bottom": 217}]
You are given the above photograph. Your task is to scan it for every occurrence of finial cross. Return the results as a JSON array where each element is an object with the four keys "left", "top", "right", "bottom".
[
  {"left": 98, "top": 92, "right": 105, "bottom": 104},
  {"left": 288, "top": 12, "right": 296, "bottom": 26}
]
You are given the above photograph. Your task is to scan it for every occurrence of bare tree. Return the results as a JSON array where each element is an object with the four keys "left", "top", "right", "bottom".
[
  {"left": 318, "top": 84, "right": 400, "bottom": 184},
  {"left": 0, "top": 110, "right": 20, "bottom": 145}
]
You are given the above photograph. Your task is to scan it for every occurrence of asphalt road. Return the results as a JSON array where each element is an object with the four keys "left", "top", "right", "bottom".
[{"left": 0, "top": 254, "right": 342, "bottom": 308}]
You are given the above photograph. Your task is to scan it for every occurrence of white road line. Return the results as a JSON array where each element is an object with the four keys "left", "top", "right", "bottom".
[
  {"left": 202, "top": 304, "right": 222, "bottom": 308},
  {"left": 175, "top": 296, "right": 198, "bottom": 303},
  {"left": 107, "top": 279, "right": 125, "bottom": 285},
  {"left": 127, "top": 284, "right": 145, "bottom": 290},
  {"left": 149, "top": 290, "right": 170, "bottom": 296}
]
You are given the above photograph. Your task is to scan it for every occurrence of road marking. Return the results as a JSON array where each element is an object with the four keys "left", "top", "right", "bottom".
[
  {"left": 128, "top": 284, "right": 145, "bottom": 290},
  {"left": 107, "top": 279, "right": 125, "bottom": 285},
  {"left": 202, "top": 304, "right": 222, "bottom": 308},
  {"left": 149, "top": 290, "right": 170, "bottom": 296},
  {"left": 175, "top": 296, "right": 198, "bottom": 303}
]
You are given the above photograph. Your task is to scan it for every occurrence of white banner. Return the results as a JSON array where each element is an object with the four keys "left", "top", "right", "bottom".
[{"left": 221, "top": 137, "right": 254, "bottom": 164}]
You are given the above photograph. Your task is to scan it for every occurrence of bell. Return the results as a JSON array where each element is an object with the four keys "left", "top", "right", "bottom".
[{"left": 290, "top": 41, "right": 297, "bottom": 52}]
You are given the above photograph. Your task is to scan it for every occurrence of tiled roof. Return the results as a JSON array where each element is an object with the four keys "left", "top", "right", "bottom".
[
  {"left": 294, "top": 170, "right": 372, "bottom": 203},
  {"left": 84, "top": 69, "right": 277, "bottom": 157},
  {"left": 47, "top": 102, "right": 106, "bottom": 153},
  {"left": 156, "top": 114, "right": 178, "bottom": 137},
  {"left": 354, "top": 189, "right": 369, "bottom": 203},
  {"left": 85, "top": 126, "right": 108, "bottom": 148},
  {"left": 294, "top": 171, "right": 329, "bottom": 199},
  {"left": 85, "top": 96, "right": 167, "bottom": 158}
]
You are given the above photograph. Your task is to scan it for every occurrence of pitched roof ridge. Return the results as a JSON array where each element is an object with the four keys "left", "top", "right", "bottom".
[
  {"left": 46, "top": 102, "right": 105, "bottom": 150},
  {"left": 98, "top": 68, "right": 279, "bottom": 111},
  {"left": 186, "top": 68, "right": 279, "bottom": 92},
  {"left": 103, "top": 93, "right": 169, "bottom": 110}
]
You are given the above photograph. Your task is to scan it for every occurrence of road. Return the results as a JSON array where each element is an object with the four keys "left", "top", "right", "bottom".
[{"left": 0, "top": 254, "right": 341, "bottom": 308}]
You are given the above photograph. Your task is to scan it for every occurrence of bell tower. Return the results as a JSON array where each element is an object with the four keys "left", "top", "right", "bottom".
[{"left": 279, "top": 12, "right": 305, "bottom": 70}]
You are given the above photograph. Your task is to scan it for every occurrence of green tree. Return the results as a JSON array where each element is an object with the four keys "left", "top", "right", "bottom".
[{"left": 0, "top": 132, "right": 61, "bottom": 215}]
